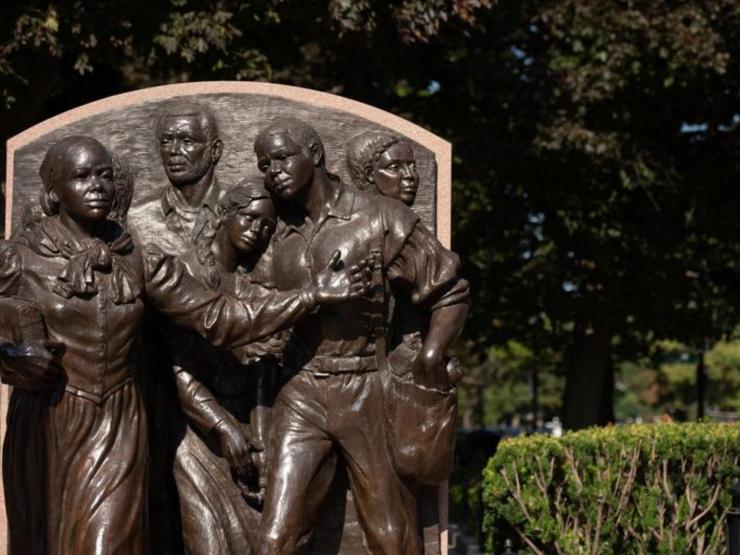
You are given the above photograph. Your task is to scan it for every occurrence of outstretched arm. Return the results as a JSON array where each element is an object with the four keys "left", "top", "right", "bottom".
[
  {"left": 144, "top": 246, "right": 316, "bottom": 350},
  {"left": 143, "top": 246, "right": 372, "bottom": 352}
]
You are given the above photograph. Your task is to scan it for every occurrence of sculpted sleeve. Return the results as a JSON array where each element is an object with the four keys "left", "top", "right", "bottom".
[
  {"left": 143, "top": 246, "right": 317, "bottom": 350},
  {"left": 173, "top": 366, "right": 231, "bottom": 435},
  {"left": 382, "top": 205, "right": 470, "bottom": 311}
]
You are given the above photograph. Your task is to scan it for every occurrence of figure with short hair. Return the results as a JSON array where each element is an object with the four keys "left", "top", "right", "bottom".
[
  {"left": 126, "top": 101, "right": 229, "bottom": 551},
  {"left": 346, "top": 130, "right": 419, "bottom": 206},
  {"left": 253, "top": 118, "right": 468, "bottom": 555},
  {"left": 128, "top": 101, "right": 226, "bottom": 255}
]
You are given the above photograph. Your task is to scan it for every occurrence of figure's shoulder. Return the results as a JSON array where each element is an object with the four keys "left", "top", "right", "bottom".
[
  {"left": 350, "top": 189, "right": 418, "bottom": 225},
  {"left": 358, "top": 190, "right": 420, "bottom": 244},
  {"left": 128, "top": 193, "right": 163, "bottom": 222},
  {"left": 127, "top": 194, "right": 171, "bottom": 247}
]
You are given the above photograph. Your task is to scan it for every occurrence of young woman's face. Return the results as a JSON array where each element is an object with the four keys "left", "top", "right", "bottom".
[
  {"left": 225, "top": 198, "right": 277, "bottom": 256},
  {"left": 373, "top": 142, "right": 419, "bottom": 205},
  {"left": 56, "top": 143, "right": 115, "bottom": 224}
]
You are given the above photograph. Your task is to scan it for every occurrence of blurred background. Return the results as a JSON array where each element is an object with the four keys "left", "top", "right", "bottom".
[{"left": 2, "top": 0, "right": 740, "bottom": 433}]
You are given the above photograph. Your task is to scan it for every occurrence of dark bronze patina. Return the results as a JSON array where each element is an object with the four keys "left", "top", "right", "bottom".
[{"left": 1, "top": 104, "right": 469, "bottom": 555}]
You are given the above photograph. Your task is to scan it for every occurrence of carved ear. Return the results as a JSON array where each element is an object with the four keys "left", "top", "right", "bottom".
[
  {"left": 211, "top": 138, "right": 224, "bottom": 163},
  {"left": 309, "top": 142, "right": 323, "bottom": 166},
  {"left": 364, "top": 165, "right": 375, "bottom": 184}
]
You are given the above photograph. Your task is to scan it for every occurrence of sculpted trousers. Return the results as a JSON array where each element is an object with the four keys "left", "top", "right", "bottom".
[{"left": 258, "top": 370, "right": 421, "bottom": 555}]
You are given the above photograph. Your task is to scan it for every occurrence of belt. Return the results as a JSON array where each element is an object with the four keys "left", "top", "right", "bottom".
[
  {"left": 302, "top": 355, "right": 378, "bottom": 377},
  {"left": 64, "top": 376, "right": 135, "bottom": 405}
]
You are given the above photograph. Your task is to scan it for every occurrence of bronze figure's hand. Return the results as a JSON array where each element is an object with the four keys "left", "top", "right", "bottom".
[
  {"left": 0, "top": 339, "right": 64, "bottom": 391},
  {"left": 215, "top": 418, "right": 262, "bottom": 478},
  {"left": 311, "top": 250, "right": 373, "bottom": 305},
  {"left": 141, "top": 243, "right": 169, "bottom": 281},
  {"left": 410, "top": 348, "right": 449, "bottom": 391}
]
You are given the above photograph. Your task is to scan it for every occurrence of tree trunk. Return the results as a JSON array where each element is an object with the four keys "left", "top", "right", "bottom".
[
  {"left": 562, "top": 321, "right": 614, "bottom": 430},
  {"left": 462, "top": 380, "right": 484, "bottom": 429}
]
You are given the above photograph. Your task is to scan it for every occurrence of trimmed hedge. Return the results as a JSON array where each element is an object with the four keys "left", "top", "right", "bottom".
[{"left": 481, "top": 423, "right": 740, "bottom": 554}]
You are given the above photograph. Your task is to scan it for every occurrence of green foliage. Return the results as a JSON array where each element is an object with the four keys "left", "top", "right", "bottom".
[
  {"left": 480, "top": 423, "right": 740, "bottom": 554},
  {"left": 615, "top": 340, "right": 740, "bottom": 421},
  {"left": 456, "top": 340, "right": 565, "bottom": 427}
]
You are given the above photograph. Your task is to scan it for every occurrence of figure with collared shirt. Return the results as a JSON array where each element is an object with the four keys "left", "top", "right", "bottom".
[
  {"left": 127, "top": 102, "right": 229, "bottom": 553},
  {"left": 128, "top": 102, "right": 226, "bottom": 255}
]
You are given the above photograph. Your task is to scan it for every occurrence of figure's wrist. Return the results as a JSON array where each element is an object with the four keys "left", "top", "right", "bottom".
[
  {"left": 300, "top": 287, "right": 320, "bottom": 310},
  {"left": 212, "top": 417, "right": 230, "bottom": 436},
  {"left": 421, "top": 345, "right": 445, "bottom": 367}
]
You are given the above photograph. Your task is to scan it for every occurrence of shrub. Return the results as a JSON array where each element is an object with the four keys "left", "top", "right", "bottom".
[{"left": 481, "top": 423, "right": 740, "bottom": 554}]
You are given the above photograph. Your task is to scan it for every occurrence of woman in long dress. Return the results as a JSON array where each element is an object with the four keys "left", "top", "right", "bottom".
[
  {"left": 0, "top": 135, "right": 148, "bottom": 554},
  {"left": 164, "top": 182, "right": 286, "bottom": 554}
]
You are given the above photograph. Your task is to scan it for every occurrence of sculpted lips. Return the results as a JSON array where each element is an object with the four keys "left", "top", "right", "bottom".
[
  {"left": 85, "top": 196, "right": 111, "bottom": 208},
  {"left": 166, "top": 157, "right": 188, "bottom": 172},
  {"left": 240, "top": 234, "right": 257, "bottom": 249},
  {"left": 272, "top": 177, "right": 291, "bottom": 193}
]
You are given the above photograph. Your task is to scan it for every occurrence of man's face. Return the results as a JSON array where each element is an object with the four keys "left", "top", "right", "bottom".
[
  {"left": 158, "top": 114, "right": 215, "bottom": 186},
  {"left": 256, "top": 132, "right": 314, "bottom": 201}
]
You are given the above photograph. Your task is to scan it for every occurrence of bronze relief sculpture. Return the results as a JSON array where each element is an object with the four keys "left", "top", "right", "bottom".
[
  {"left": 0, "top": 136, "right": 148, "bottom": 554},
  {"left": 2, "top": 86, "right": 467, "bottom": 555}
]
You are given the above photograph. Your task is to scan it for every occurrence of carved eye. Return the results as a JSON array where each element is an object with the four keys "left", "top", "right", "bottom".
[
  {"left": 182, "top": 138, "right": 193, "bottom": 146},
  {"left": 388, "top": 163, "right": 399, "bottom": 170}
]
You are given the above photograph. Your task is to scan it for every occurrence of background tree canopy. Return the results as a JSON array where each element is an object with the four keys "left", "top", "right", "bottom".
[{"left": 2, "top": 0, "right": 740, "bottom": 428}]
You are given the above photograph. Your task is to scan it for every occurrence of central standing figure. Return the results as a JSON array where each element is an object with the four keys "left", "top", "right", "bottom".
[{"left": 251, "top": 119, "right": 470, "bottom": 555}]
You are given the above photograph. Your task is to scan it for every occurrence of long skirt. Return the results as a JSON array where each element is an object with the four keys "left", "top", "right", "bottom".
[
  {"left": 3, "top": 380, "right": 148, "bottom": 555},
  {"left": 174, "top": 424, "right": 260, "bottom": 554}
]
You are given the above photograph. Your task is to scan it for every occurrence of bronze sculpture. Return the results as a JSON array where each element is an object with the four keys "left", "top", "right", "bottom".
[
  {"left": 0, "top": 136, "right": 149, "bottom": 554},
  {"left": 165, "top": 182, "right": 282, "bottom": 554},
  {"left": 143, "top": 118, "right": 470, "bottom": 554},
  {"left": 2, "top": 86, "right": 467, "bottom": 555},
  {"left": 0, "top": 133, "right": 374, "bottom": 554}
]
